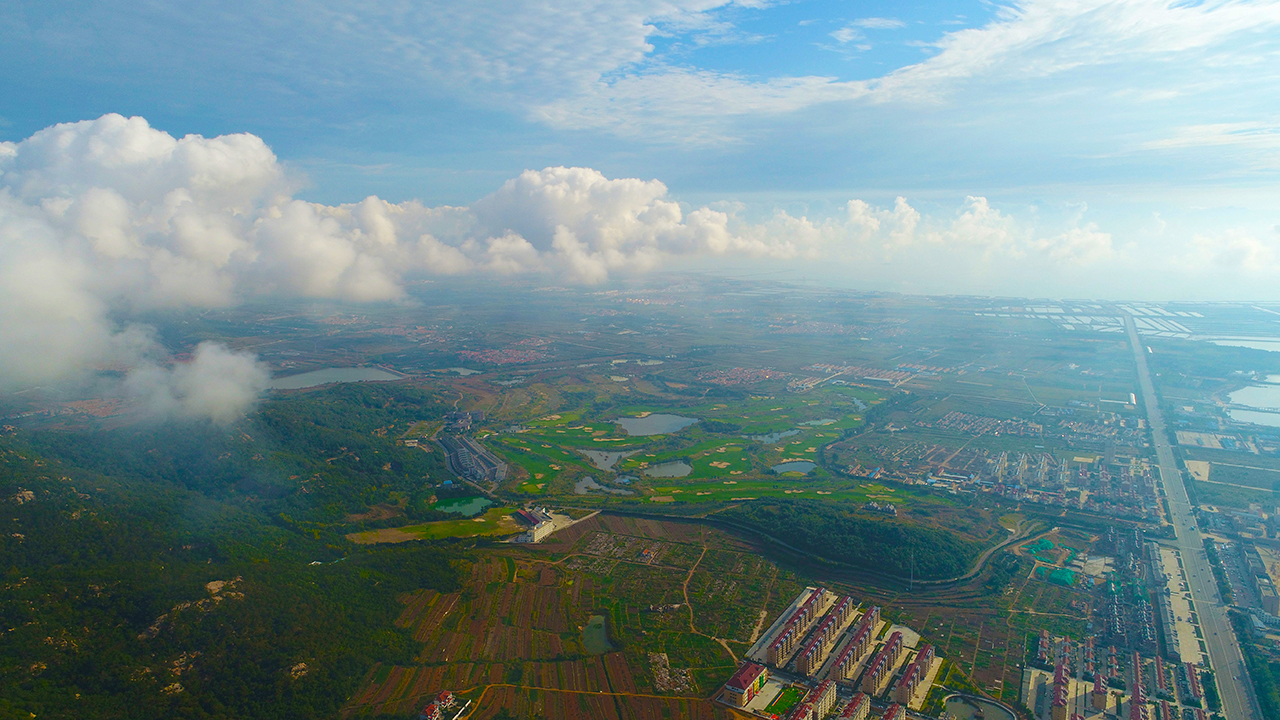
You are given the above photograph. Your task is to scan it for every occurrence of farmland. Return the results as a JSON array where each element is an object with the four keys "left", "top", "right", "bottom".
[{"left": 343, "top": 516, "right": 793, "bottom": 718}]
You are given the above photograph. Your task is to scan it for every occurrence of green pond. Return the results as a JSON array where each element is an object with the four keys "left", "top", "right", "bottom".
[
  {"left": 582, "top": 615, "right": 615, "bottom": 655},
  {"left": 435, "top": 496, "right": 493, "bottom": 516}
]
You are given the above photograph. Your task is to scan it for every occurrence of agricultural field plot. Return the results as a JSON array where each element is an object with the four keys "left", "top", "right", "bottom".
[
  {"left": 686, "top": 550, "right": 779, "bottom": 642},
  {"left": 345, "top": 516, "right": 795, "bottom": 718},
  {"left": 464, "top": 686, "right": 734, "bottom": 720}
]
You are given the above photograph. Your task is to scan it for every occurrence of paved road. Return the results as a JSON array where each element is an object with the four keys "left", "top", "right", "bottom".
[{"left": 1125, "top": 315, "right": 1261, "bottom": 720}]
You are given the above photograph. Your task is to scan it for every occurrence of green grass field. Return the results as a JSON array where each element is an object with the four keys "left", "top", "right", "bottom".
[
  {"left": 396, "top": 507, "right": 519, "bottom": 539},
  {"left": 764, "top": 686, "right": 806, "bottom": 717}
]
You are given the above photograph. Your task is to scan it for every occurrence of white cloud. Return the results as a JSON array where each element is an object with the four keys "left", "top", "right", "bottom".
[
  {"left": 1141, "top": 122, "right": 1280, "bottom": 152},
  {"left": 125, "top": 342, "right": 270, "bottom": 425},
  {"left": 853, "top": 17, "right": 906, "bottom": 30},
  {"left": 830, "top": 27, "right": 863, "bottom": 44},
  {"left": 526, "top": 0, "right": 1280, "bottom": 141},
  {"left": 8, "top": 113, "right": 1277, "bottom": 415},
  {"left": 928, "top": 196, "right": 1017, "bottom": 256},
  {"left": 1182, "top": 229, "right": 1277, "bottom": 272},
  {"left": 1033, "top": 224, "right": 1115, "bottom": 265}
]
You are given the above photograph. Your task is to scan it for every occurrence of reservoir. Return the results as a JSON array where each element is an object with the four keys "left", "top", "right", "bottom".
[
  {"left": 434, "top": 497, "right": 493, "bottom": 516},
  {"left": 269, "top": 367, "right": 403, "bottom": 389},
  {"left": 613, "top": 414, "right": 698, "bottom": 436},
  {"left": 645, "top": 461, "right": 693, "bottom": 478}
]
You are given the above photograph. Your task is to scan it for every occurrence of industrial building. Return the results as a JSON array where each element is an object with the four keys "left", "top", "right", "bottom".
[{"left": 723, "top": 662, "right": 768, "bottom": 707}]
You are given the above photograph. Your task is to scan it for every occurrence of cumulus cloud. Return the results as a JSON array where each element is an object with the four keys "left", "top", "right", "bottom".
[
  {"left": 1033, "top": 224, "right": 1115, "bottom": 265},
  {"left": 125, "top": 343, "right": 271, "bottom": 424},
  {"left": 1182, "top": 230, "right": 1277, "bottom": 272},
  {"left": 0, "top": 115, "right": 820, "bottom": 415},
  {"left": 1, "top": 114, "right": 1163, "bottom": 416}
]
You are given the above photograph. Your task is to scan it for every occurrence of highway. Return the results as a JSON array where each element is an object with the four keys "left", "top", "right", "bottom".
[{"left": 1125, "top": 315, "right": 1261, "bottom": 720}]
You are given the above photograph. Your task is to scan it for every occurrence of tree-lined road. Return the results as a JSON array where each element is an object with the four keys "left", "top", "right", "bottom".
[{"left": 1126, "top": 315, "right": 1260, "bottom": 720}]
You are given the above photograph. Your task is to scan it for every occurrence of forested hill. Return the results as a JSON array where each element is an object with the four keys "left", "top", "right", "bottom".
[
  {"left": 0, "top": 385, "right": 463, "bottom": 720},
  {"left": 722, "top": 500, "right": 983, "bottom": 580},
  {"left": 24, "top": 383, "right": 451, "bottom": 523}
]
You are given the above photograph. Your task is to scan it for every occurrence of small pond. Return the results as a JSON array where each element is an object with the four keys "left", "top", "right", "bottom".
[
  {"left": 581, "top": 450, "right": 639, "bottom": 471},
  {"left": 613, "top": 414, "right": 699, "bottom": 436},
  {"left": 269, "top": 367, "right": 402, "bottom": 390},
  {"left": 772, "top": 461, "right": 816, "bottom": 474},
  {"left": 750, "top": 429, "right": 800, "bottom": 443},
  {"left": 943, "top": 695, "right": 1015, "bottom": 720},
  {"left": 645, "top": 461, "right": 693, "bottom": 478},
  {"left": 575, "top": 476, "right": 634, "bottom": 495},
  {"left": 583, "top": 615, "right": 615, "bottom": 655},
  {"left": 434, "top": 497, "right": 493, "bottom": 516}
]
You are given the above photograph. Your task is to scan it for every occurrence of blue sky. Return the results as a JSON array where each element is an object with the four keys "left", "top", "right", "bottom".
[{"left": 3, "top": 0, "right": 1280, "bottom": 301}]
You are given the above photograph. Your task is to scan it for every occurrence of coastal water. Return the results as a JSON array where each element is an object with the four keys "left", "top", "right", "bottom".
[
  {"left": 613, "top": 414, "right": 698, "bottom": 436},
  {"left": 1227, "top": 410, "right": 1280, "bottom": 428},
  {"left": 1225, "top": 382, "right": 1280, "bottom": 427},
  {"left": 269, "top": 367, "right": 402, "bottom": 389},
  {"left": 1210, "top": 338, "right": 1280, "bottom": 353},
  {"left": 1229, "top": 385, "right": 1280, "bottom": 410}
]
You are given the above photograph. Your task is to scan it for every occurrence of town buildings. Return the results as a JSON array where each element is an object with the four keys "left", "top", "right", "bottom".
[{"left": 724, "top": 662, "right": 768, "bottom": 707}]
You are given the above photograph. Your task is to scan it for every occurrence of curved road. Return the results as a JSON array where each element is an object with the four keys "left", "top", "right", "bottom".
[{"left": 1126, "top": 315, "right": 1260, "bottom": 720}]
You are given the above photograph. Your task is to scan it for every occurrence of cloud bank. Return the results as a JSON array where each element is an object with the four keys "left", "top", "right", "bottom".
[{"left": 1, "top": 114, "right": 1250, "bottom": 418}]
